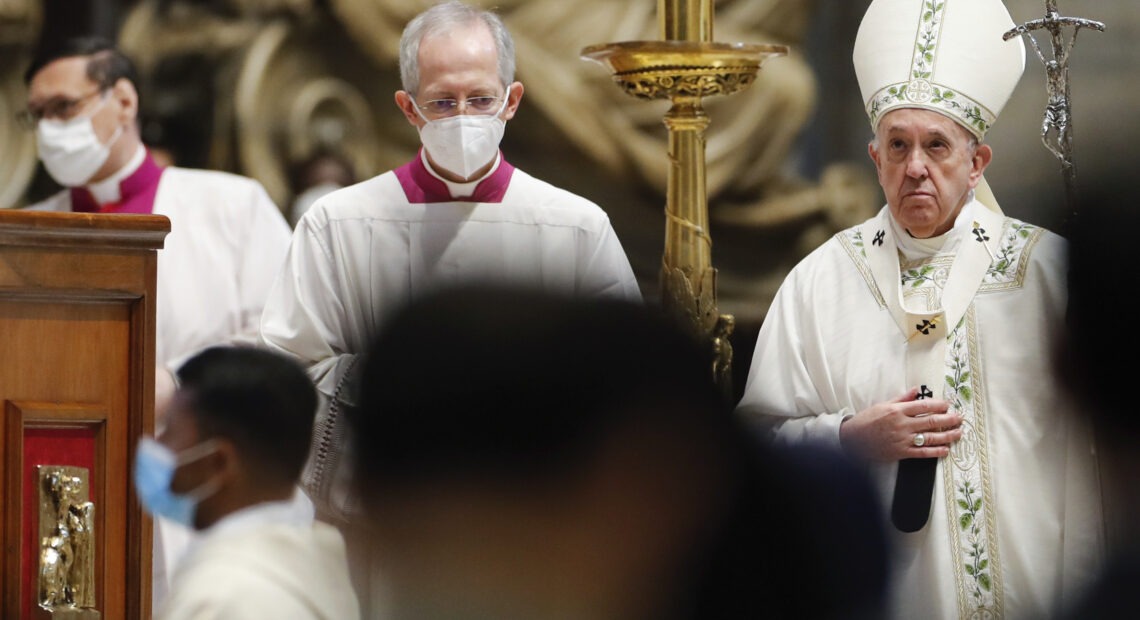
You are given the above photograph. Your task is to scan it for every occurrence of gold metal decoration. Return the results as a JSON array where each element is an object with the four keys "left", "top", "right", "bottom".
[
  {"left": 582, "top": 0, "right": 786, "bottom": 392},
  {"left": 38, "top": 465, "right": 100, "bottom": 619}
]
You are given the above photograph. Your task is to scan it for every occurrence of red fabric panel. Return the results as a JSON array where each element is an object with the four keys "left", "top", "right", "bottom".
[{"left": 21, "top": 428, "right": 97, "bottom": 619}]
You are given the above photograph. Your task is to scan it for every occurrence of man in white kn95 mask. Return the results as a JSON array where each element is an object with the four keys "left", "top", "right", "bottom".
[{"left": 258, "top": 2, "right": 642, "bottom": 612}]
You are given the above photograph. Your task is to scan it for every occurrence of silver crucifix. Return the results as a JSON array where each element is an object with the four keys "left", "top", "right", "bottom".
[{"left": 1003, "top": 1, "right": 1104, "bottom": 213}]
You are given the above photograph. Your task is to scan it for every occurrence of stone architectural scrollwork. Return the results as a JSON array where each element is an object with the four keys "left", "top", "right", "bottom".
[{"left": 0, "top": 0, "right": 41, "bottom": 209}]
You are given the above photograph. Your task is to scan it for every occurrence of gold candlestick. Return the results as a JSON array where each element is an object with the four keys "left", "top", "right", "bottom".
[{"left": 582, "top": 0, "right": 787, "bottom": 394}]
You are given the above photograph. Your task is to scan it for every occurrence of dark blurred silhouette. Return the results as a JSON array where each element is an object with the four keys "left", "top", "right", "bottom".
[
  {"left": 347, "top": 284, "right": 889, "bottom": 620},
  {"left": 1054, "top": 168, "right": 1140, "bottom": 619}
]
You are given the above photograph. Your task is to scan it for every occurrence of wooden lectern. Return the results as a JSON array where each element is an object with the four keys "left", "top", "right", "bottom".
[{"left": 0, "top": 209, "right": 169, "bottom": 620}]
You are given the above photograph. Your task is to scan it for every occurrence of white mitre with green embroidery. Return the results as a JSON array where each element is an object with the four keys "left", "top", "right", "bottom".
[{"left": 854, "top": 0, "right": 1025, "bottom": 139}]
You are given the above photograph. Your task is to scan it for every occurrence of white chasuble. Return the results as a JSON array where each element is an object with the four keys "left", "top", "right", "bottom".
[
  {"left": 737, "top": 202, "right": 1104, "bottom": 619},
  {"left": 861, "top": 204, "right": 1004, "bottom": 614}
]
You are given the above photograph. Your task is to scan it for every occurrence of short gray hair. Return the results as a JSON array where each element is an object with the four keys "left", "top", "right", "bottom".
[{"left": 398, "top": 1, "right": 516, "bottom": 96}]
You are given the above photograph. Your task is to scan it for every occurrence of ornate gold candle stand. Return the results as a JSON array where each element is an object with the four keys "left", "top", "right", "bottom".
[{"left": 582, "top": 3, "right": 787, "bottom": 392}]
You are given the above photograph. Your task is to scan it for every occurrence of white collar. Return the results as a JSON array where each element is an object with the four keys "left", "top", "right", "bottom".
[
  {"left": 198, "top": 487, "right": 314, "bottom": 543},
  {"left": 891, "top": 194, "right": 977, "bottom": 260},
  {"left": 420, "top": 148, "right": 501, "bottom": 199},
  {"left": 87, "top": 144, "right": 146, "bottom": 205}
]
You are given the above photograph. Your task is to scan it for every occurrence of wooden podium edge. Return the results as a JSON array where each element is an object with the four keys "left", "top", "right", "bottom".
[{"left": 0, "top": 210, "right": 169, "bottom": 250}]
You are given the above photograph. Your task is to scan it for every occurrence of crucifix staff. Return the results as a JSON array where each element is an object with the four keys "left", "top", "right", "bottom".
[{"left": 1003, "top": 0, "right": 1104, "bottom": 215}]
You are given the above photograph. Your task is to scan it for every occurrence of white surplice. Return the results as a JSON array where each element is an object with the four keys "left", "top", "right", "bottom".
[
  {"left": 260, "top": 159, "right": 642, "bottom": 518},
  {"left": 737, "top": 201, "right": 1104, "bottom": 619},
  {"left": 30, "top": 165, "right": 293, "bottom": 366}
]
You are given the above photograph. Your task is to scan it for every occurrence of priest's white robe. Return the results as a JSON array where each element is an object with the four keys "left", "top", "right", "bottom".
[
  {"left": 260, "top": 156, "right": 642, "bottom": 518},
  {"left": 30, "top": 165, "right": 293, "bottom": 366},
  {"left": 155, "top": 497, "right": 360, "bottom": 620},
  {"left": 737, "top": 202, "right": 1104, "bottom": 620}
]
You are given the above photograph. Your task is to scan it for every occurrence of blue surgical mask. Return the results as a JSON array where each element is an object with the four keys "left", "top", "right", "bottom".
[{"left": 133, "top": 437, "right": 223, "bottom": 528}]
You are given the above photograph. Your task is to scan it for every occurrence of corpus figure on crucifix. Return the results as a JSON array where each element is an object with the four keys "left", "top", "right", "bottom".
[{"left": 1003, "top": 1, "right": 1104, "bottom": 210}]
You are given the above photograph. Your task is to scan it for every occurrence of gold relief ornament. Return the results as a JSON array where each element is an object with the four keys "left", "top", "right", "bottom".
[{"left": 38, "top": 465, "right": 100, "bottom": 619}]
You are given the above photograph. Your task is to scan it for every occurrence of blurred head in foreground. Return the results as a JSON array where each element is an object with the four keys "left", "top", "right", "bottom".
[
  {"left": 1052, "top": 162, "right": 1140, "bottom": 619},
  {"left": 349, "top": 284, "right": 887, "bottom": 620}
]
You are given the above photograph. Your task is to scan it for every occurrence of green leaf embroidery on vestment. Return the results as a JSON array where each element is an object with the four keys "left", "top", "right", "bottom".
[{"left": 957, "top": 480, "right": 993, "bottom": 603}]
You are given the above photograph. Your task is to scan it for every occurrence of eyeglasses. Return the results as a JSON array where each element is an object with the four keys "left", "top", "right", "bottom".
[
  {"left": 415, "top": 96, "right": 502, "bottom": 118},
  {"left": 17, "top": 88, "right": 107, "bottom": 129}
]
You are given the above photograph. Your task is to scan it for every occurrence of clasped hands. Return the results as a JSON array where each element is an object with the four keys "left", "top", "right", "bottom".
[{"left": 839, "top": 386, "right": 964, "bottom": 462}]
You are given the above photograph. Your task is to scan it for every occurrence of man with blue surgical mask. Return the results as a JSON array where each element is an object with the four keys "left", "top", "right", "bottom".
[
  {"left": 22, "top": 37, "right": 293, "bottom": 609},
  {"left": 134, "top": 346, "right": 359, "bottom": 619}
]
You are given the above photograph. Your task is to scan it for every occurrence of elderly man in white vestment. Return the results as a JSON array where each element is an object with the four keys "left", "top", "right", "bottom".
[
  {"left": 138, "top": 347, "right": 358, "bottom": 620},
  {"left": 259, "top": 0, "right": 641, "bottom": 524},
  {"left": 735, "top": 1, "right": 1105, "bottom": 618},
  {"left": 21, "top": 37, "right": 294, "bottom": 609}
]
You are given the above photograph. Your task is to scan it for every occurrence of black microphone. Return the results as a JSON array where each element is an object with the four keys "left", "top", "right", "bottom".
[
  {"left": 891, "top": 456, "right": 937, "bottom": 532},
  {"left": 890, "top": 383, "right": 938, "bottom": 532}
]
